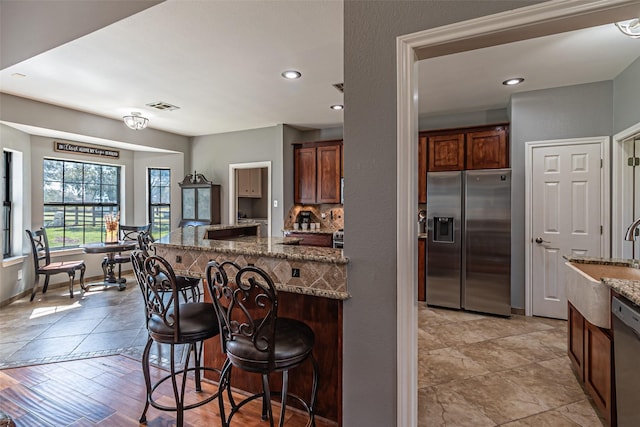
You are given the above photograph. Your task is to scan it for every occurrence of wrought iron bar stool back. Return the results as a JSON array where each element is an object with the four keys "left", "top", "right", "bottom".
[
  {"left": 206, "top": 260, "right": 318, "bottom": 427},
  {"left": 137, "top": 231, "right": 201, "bottom": 302},
  {"left": 108, "top": 224, "right": 150, "bottom": 281},
  {"left": 132, "top": 251, "right": 220, "bottom": 426}
]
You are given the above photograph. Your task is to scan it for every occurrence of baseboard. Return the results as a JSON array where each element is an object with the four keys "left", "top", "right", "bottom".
[
  {"left": 511, "top": 307, "right": 525, "bottom": 316},
  {"left": 0, "top": 274, "right": 113, "bottom": 307}
]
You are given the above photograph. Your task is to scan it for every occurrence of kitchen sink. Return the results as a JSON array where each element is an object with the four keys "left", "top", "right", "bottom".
[{"left": 565, "top": 262, "right": 640, "bottom": 329}]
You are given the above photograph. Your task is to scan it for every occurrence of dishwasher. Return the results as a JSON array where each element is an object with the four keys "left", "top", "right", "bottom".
[{"left": 612, "top": 295, "right": 640, "bottom": 427}]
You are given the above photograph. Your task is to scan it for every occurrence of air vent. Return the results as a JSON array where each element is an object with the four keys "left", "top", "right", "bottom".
[
  {"left": 332, "top": 83, "right": 344, "bottom": 93},
  {"left": 146, "top": 101, "right": 180, "bottom": 111}
]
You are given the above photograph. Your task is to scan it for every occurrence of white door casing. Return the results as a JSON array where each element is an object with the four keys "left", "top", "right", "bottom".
[
  {"left": 228, "top": 161, "right": 272, "bottom": 237},
  {"left": 612, "top": 122, "right": 640, "bottom": 259},
  {"left": 526, "top": 137, "right": 609, "bottom": 319}
]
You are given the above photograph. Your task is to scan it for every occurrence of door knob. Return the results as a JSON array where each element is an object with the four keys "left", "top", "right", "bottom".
[{"left": 535, "top": 237, "right": 549, "bottom": 244}]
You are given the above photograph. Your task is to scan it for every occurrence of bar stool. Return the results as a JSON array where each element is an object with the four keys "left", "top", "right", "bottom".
[
  {"left": 205, "top": 260, "right": 318, "bottom": 427},
  {"left": 132, "top": 251, "right": 220, "bottom": 426},
  {"left": 137, "top": 231, "right": 201, "bottom": 302}
]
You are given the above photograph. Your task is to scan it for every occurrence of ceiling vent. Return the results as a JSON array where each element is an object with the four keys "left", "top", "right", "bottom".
[
  {"left": 146, "top": 101, "right": 180, "bottom": 111},
  {"left": 332, "top": 83, "right": 344, "bottom": 93}
]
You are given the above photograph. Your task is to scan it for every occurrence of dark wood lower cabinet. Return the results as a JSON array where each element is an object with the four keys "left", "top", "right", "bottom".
[
  {"left": 204, "top": 287, "right": 343, "bottom": 425},
  {"left": 285, "top": 232, "right": 333, "bottom": 248},
  {"left": 568, "top": 302, "right": 585, "bottom": 381},
  {"left": 568, "top": 302, "right": 615, "bottom": 426},
  {"left": 418, "top": 238, "right": 426, "bottom": 302}
]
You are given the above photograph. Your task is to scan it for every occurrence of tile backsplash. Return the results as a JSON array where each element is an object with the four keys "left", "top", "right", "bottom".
[{"left": 284, "top": 204, "right": 344, "bottom": 231}]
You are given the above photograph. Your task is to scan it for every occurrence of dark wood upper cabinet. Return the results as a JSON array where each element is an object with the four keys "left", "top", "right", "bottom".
[
  {"left": 294, "top": 140, "right": 342, "bottom": 205},
  {"left": 466, "top": 127, "right": 508, "bottom": 170},
  {"left": 316, "top": 145, "right": 341, "bottom": 204},
  {"left": 427, "top": 133, "right": 465, "bottom": 171},
  {"left": 422, "top": 124, "right": 509, "bottom": 173},
  {"left": 418, "top": 136, "right": 427, "bottom": 203},
  {"left": 294, "top": 147, "right": 317, "bottom": 204}
]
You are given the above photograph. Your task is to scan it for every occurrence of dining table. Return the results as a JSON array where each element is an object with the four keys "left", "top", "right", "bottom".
[{"left": 81, "top": 241, "right": 137, "bottom": 291}]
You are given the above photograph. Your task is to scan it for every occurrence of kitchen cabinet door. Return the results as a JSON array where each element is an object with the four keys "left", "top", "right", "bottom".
[
  {"left": 294, "top": 147, "right": 317, "bottom": 204},
  {"left": 418, "top": 135, "right": 427, "bottom": 203},
  {"left": 466, "top": 127, "right": 508, "bottom": 169},
  {"left": 568, "top": 302, "right": 585, "bottom": 380},
  {"left": 428, "top": 133, "right": 464, "bottom": 171},
  {"left": 237, "top": 168, "right": 262, "bottom": 198},
  {"left": 316, "top": 145, "right": 341, "bottom": 204},
  {"left": 418, "top": 238, "right": 426, "bottom": 301},
  {"left": 285, "top": 232, "right": 333, "bottom": 247},
  {"left": 584, "top": 321, "right": 614, "bottom": 426}
]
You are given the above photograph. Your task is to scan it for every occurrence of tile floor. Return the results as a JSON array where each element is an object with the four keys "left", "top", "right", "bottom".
[
  {"left": 1, "top": 280, "right": 605, "bottom": 426},
  {"left": 0, "top": 275, "right": 178, "bottom": 369},
  {"left": 418, "top": 304, "right": 605, "bottom": 426}
]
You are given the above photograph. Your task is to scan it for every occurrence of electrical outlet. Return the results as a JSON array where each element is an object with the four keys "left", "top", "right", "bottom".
[
  {"left": 273, "top": 200, "right": 278, "bottom": 208},
  {"left": 176, "top": 255, "right": 182, "bottom": 263},
  {"left": 321, "top": 212, "right": 326, "bottom": 219},
  {"left": 291, "top": 268, "right": 300, "bottom": 278},
  {"left": 17, "top": 269, "right": 23, "bottom": 281}
]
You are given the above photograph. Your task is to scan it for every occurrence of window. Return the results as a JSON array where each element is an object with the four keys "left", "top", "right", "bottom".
[
  {"left": 3, "top": 151, "right": 12, "bottom": 257},
  {"left": 148, "top": 168, "right": 171, "bottom": 239},
  {"left": 43, "top": 159, "right": 120, "bottom": 249}
]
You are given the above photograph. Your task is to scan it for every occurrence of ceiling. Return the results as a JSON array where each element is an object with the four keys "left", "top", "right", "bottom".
[{"left": 1, "top": 1, "right": 639, "bottom": 146}]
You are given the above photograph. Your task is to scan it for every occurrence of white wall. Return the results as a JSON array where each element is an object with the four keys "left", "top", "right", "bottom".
[
  {"left": 133, "top": 151, "right": 185, "bottom": 230},
  {"left": 191, "top": 125, "right": 284, "bottom": 235},
  {"left": 0, "top": 124, "right": 32, "bottom": 302}
]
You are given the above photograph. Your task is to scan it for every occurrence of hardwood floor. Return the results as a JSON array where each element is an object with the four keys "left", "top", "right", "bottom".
[{"left": 0, "top": 354, "right": 335, "bottom": 426}]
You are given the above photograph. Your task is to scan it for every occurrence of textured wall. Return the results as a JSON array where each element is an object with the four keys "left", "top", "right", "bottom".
[
  {"left": 613, "top": 56, "right": 640, "bottom": 134},
  {"left": 509, "top": 81, "right": 613, "bottom": 308},
  {"left": 343, "top": 1, "right": 536, "bottom": 425}
]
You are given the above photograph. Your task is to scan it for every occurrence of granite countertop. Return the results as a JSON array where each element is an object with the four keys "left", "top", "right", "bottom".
[
  {"left": 156, "top": 225, "right": 348, "bottom": 264},
  {"left": 565, "top": 256, "right": 640, "bottom": 306}
]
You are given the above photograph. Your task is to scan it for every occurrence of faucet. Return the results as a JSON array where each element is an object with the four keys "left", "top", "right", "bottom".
[{"left": 624, "top": 216, "right": 640, "bottom": 241}]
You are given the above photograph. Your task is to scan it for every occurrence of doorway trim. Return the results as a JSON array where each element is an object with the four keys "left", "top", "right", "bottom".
[
  {"left": 612, "top": 121, "right": 640, "bottom": 258},
  {"left": 228, "top": 161, "right": 272, "bottom": 237},
  {"left": 396, "top": 1, "right": 636, "bottom": 425},
  {"left": 524, "top": 136, "right": 610, "bottom": 317}
]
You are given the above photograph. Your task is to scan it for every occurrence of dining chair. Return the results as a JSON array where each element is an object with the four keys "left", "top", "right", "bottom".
[
  {"left": 26, "top": 227, "right": 86, "bottom": 301},
  {"left": 131, "top": 251, "right": 221, "bottom": 426},
  {"left": 205, "top": 260, "right": 318, "bottom": 427},
  {"left": 108, "top": 224, "right": 150, "bottom": 282}
]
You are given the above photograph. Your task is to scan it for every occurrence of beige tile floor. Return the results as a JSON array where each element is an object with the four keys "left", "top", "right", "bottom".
[
  {"left": 0, "top": 275, "right": 187, "bottom": 369},
  {"left": 2, "top": 280, "right": 605, "bottom": 426},
  {"left": 418, "top": 305, "right": 605, "bottom": 426}
]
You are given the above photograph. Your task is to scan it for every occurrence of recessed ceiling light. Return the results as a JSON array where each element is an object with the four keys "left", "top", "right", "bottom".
[
  {"left": 281, "top": 70, "right": 302, "bottom": 79},
  {"left": 330, "top": 104, "right": 344, "bottom": 110},
  {"left": 502, "top": 77, "right": 524, "bottom": 86}
]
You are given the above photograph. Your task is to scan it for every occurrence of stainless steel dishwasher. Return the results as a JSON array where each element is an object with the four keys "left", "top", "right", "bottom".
[{"left": 612, "top": 295, "right": 640, "bottom": 427}]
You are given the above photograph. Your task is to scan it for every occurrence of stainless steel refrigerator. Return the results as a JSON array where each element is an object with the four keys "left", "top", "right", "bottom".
[{"left": 426, "top": 169, "right": 511, "bottom": 316}]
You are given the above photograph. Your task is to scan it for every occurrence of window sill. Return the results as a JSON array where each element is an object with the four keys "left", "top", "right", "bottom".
[{"left": 2, "top": 255, "right": 27, "bottom": 268}]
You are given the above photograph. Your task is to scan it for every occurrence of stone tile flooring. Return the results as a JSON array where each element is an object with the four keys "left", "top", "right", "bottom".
[
  {"left": 0, "top": 275, "right": 182, "bottom": 369},
  {"left": 1, "top": 280, "right": 606, "bottom": 426},
  {"left": 418, "top": 305, "right": 605, "bottom": 426}
]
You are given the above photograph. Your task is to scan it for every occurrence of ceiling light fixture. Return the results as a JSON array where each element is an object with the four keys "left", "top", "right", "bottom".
[
  {"left": 281, "top": 70, "right": 302, "bottom": 79},
  {"left": 330, "top": 104, "right": 344, "bottom": 110},
  {"left": 615, "top": 18, "right": 640, "bottom": 38},
  {"left": 123, "top": 112, "right": 149, "bottom": 130},
  {"left": 502, "top": 77, "right": 524, "bottom": 86}
]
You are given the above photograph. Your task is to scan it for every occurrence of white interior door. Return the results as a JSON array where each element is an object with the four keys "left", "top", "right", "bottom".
[{"left": 531, "top": 141, "right": 602, "bottom": 319}]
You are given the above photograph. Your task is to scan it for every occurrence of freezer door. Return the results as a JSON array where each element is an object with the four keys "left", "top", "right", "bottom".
[
  {"left": 463, "top": 169, "right": 511, "bottom": 316},
  {"left": 426, "top": 171, "right": 462, "bottom": 309}
]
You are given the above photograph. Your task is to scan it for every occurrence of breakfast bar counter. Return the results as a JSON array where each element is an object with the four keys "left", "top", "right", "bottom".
[{"left": 153, "top": 225, "right": 348, "bottom": 424}]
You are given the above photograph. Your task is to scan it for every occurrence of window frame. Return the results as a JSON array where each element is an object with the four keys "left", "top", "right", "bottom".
[
  {"left": 3, "top": 151, "right": 12, "bottom": 257},
  {"left": 43, "top": 158, "right": 121, "bottom": 249},
  {"left": 148, "top": 168, "right": 171, "bottom": 239}
]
